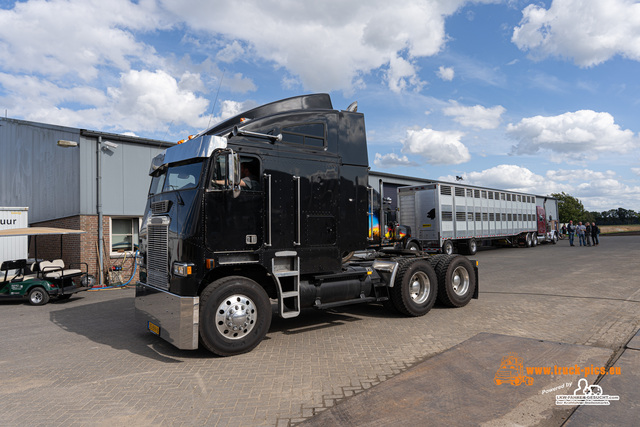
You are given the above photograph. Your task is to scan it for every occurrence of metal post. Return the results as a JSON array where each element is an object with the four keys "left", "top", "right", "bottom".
[{"left": 97, "top": 136, "right": 104, "bottom": 286}]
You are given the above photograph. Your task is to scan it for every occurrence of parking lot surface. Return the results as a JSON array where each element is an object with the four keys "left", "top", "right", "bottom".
[{"left": 1, "top": 235, "right": 639, "bottom": 426}]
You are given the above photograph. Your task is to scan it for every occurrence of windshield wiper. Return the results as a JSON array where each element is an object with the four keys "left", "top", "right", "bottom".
[{"left": 169, "top": 185, "right": 185, "bottom": 205}]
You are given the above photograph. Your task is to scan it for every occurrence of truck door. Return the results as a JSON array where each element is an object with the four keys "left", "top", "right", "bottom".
[{"left": 204, "top": 153, "right": 264, "bottom": 253}]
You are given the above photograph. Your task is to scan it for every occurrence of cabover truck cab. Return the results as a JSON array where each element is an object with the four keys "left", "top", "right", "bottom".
[{"left": 135, "top": 94, "right": 478, "bottom": 356}]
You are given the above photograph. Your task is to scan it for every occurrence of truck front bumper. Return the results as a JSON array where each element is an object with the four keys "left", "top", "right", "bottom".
[{"left": 135, "top": 282, "right": 199, "bottom": 350}]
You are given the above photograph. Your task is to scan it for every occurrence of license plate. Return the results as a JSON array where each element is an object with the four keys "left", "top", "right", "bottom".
[{"left": 148, "top": 321, "right": 160, "bottom": 335}]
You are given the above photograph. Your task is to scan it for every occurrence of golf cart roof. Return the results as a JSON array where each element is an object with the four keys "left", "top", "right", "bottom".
[{"left": 0, "top": 227, "right": 86, "bottom": 237}]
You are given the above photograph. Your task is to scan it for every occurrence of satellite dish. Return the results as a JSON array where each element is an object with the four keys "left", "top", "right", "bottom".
[{"left": 346, "top": 101, "right": 358, "bottom": 112}]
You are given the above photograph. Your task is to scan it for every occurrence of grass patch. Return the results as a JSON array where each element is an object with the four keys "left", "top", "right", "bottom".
[{"left": 599, "top": 224, "right": 640, "bottom": 234}]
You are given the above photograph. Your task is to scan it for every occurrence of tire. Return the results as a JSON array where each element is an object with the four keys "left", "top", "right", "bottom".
[
  {"left": 532, "top": 235, "right": 538, "bottom": 247},
  {"left": 465, "top": 239, "right": 477, "bottom": 255},
  {"left": 406, "top": 241, "right": 420, "bottom": 251},
  {"left": 434, "top": 255, "right": 476, "bottom": 308},
  {"left": 552, "top": 233, "right": 558, "bottom": 244},
  {"left": 442, "top": 240, "right": 454, "bottom": 255},
  {"left": 28, "top": 287, "right": 50, "bottom": 306},
  {"left": 199, "top": 276, "right": 272, "bottom": 356},
  {"left": 525, "top": 233, "right": 532, "bottom": 248},
  {"left": 390, "top": 259, "right": 437, "bottom": 316}
]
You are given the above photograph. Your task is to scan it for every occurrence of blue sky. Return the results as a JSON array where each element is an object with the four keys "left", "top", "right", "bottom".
[{"left": 1, "top": 0, "right": 640, "bottom": 211}]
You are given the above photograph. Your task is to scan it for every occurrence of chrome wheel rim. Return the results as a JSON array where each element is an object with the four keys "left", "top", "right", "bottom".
[
  {"left": 215, "top": 294, "right": 256, "bottom": 340},
  {"left": 31, "top": 291, "right": 43, "bottom": 303},
  {"left": 408, "top": 271, "right": 431, "bottom": 304},
  {"left": 451, "top": 266, "right": 470, "bottom": 296}
]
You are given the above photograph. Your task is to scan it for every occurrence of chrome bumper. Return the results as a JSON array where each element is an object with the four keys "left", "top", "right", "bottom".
[{"left": 135, "top": 282, "right": 199, "bottom": 350}]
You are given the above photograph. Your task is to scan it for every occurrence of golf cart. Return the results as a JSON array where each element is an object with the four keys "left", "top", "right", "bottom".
[{"left": 0, "top": 227, "right": 92, "bottom": 305}]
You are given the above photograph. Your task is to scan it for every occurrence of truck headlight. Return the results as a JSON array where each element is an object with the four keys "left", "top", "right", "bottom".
[{"left": 173, "top": 262, "right": 193, "bottom": 277}]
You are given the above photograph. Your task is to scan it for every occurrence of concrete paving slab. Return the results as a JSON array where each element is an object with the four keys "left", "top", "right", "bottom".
[
  {"left": 565, "top": 349, "right": 640, "bottom": 427},
  {"left": 301, "top": 333, "right": 612, "bottom": 426},
  {"left": 625, "top": 328, "right": 640, "bottom": 350}
]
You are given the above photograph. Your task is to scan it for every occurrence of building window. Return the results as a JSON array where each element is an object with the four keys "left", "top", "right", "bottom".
[{"left": 111, "top": 218, "right": 140, "bottom": 254}]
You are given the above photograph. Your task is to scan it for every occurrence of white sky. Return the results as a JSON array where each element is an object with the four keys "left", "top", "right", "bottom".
[{"left": 1, "top": 0, "right": 640, "bottom": 211}]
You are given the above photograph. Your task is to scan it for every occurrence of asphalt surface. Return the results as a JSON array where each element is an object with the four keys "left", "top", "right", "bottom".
[{"left": 1, "top": 235, "right": 638, "bottom": 426}]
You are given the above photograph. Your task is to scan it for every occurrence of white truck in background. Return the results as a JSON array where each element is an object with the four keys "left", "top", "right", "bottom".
[{"left": 396, "top": 182, "right": 558, "bottom": 255}]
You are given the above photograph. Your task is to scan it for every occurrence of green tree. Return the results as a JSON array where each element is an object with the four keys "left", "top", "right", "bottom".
[{"left": 551, "top": 192, "right": 586, "bottom": 223}]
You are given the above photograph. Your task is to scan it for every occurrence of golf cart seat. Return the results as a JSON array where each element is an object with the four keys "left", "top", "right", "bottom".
[
  {"left": 38, "top": 259, "right": 85, "bottom": 281},
  {"left": 1, "top": 259, "right": 26, "bottom": 283}
]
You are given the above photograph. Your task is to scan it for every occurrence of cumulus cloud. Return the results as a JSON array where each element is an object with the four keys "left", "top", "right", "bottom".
[
  {"left": 161, "top": 0, "right": 492, "bottom": 93},
  {"left": 437, "top": 66, "right": 455, "bottom": 81},
  {"left": 0, "top": 0, "right": 165, "bottom": 81},
  {"left": 441, "top": 165, "right": 640, "bottom": 211},
  {"left": 443, "top": 101, "right": 505, "bottom": 129},
  {"left": 506, "top": 110, "right": 638, "bottom": 162},
  {"left": 374, "top": 153, "right": 420, "bottom": 168},
  {"left": 512, "top": 0, "right": 640, "bottom": 67},
  {"left": 402, "top": 128, "right": 470, "bottom": 165},
  {"left": 107, "top": 69, "right": 211, "bottom": 131},
  {"left": 440, "top": 164, "right": 554, "bottom": 194}
]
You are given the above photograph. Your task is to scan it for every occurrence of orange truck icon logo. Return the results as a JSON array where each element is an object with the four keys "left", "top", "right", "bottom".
[{"left": 494, "top": 352, "right": 534, "bottom": 386}]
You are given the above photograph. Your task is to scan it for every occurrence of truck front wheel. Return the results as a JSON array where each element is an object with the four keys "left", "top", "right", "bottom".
[
  {"left": 28, "top": 287, "right": 50, "bottom": 306},
  {"left": 390, "top": 260, "right": 437, "bottom": 316},
  {"left": 199, "top": 276, "right": 272, "bottom": 356},
  {"left": 434, "top": 256, "right": 476, "bottom": 308}
]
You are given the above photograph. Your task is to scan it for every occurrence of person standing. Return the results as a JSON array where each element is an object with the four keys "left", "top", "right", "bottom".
[
  {"left": 567, "top": 220, "right": 576, "bottom": 246},
  {"left": 577, "top": 221, "right": 587, "bottom": 246},
  {"left": 585, "top": 223, "right": 592, "bottom": 246},
  {"left": 591, "top": 222, "right": 600, "bottom": 246}
]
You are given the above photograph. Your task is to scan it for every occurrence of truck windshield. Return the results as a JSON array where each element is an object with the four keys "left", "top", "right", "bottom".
[{"left": 149, "top": 160, "right": 204, "bottom": 196}]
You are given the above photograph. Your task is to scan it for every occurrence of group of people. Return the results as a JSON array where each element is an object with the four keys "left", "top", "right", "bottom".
[{"left": 562, "top": 220, "right": 599, "bottom": 247}]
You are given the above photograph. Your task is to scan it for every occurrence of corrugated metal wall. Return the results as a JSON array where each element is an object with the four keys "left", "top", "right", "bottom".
[
  {"left": 1, "top": 118, "right": 169, "bottom": 222},
  {"left": 0, "top": 119, "right": 80, "bottom": 223}
]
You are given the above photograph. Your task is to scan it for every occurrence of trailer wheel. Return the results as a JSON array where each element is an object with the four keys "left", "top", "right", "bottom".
[
  {"left": 532, "top": 235, "right": 538, "bottom": 247},
  {"left": 552, "top": 233, "right": 558, "bottom": 244},
  {"left": 434, "top": 255, "right": 476, "bottom": 308},
  {"left": 442, "top": 240, "right": 454, "bottom": 255},
  {"left": 525, "top": 233, "right": 533, "bottom": 248},
  {"left": 390, "top": 260, "right": 437, "bottom": 316},
  {"left": 464, "top": 239, "right": 477, "bottom": 255},
  {"left": 28, "top": 287, "right": 50, "bottom": 306},
  {"left": 199, "top": 276, "right": 272, "bottom": 356}
]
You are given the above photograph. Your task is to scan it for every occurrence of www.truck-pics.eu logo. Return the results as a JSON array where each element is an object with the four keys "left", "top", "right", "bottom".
[{"left": 494, "top": 352, "right": 622, "bottom": 389}]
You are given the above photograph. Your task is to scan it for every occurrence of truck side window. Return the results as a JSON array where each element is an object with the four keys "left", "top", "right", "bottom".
[
  {"left": 239, "top": 157, "right": 261, "bottom": 191},
  {"left": 282, "top": 123, "right": 325, "bottom": 148},
  {"left": 208, "top": 155, "right": 261, "bottom": 192}
]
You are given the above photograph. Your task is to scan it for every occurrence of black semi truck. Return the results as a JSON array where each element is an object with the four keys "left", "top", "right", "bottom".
[{"left": 135, "top": 94, "right": 478, "bottom": 356}]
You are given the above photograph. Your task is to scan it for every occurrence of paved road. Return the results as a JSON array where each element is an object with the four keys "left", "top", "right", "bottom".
[{"left": 1, "top": 235, "right": 638, "bottom": 426}]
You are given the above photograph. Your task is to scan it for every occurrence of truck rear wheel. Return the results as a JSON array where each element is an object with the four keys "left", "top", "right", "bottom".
[
  {"left": 390, "top": 260, "right": 437, "bottom": 316},
  {"left": 28, "top": 287, "right": 50, "bottom": 306},
  {"left": 434, "top": 255, "right": 476, "bottom": 308},
  {"left": 199, "top": 276, "right": 272, "bottom": 356}
]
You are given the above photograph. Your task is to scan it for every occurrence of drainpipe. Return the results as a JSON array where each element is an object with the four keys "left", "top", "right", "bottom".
[{"left": 97, "top": 136, "right": 104, "bottom": 285}]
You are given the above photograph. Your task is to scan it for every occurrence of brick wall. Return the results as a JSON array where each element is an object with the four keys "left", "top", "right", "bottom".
[{"left": 31, "top": 215, "right": 140, "bottom": 286}]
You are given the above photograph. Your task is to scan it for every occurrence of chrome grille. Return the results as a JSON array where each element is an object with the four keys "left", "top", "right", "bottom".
[
  {"left": 147, "top": 223, "right": 169, "bottom": 290},
  {"left": 151, "top": 200, "right": 171, "bottom": 214}
]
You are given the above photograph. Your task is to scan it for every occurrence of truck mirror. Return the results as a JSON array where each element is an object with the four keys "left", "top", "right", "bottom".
[{"left": 227, "top": 151, "right": 241, "bottom": 198}]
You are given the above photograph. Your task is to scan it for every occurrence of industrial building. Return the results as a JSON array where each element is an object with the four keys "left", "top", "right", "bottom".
[{"left": 0, "top": 117, "right": 173, "bottom": 284}]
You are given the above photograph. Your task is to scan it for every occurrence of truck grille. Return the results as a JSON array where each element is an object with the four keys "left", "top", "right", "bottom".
[
  {"left": 147, "top": 223, "right": 169, "bottom": 290},
  {"left": 151, "top": 200, "right": 171, "bottom": 214}
]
